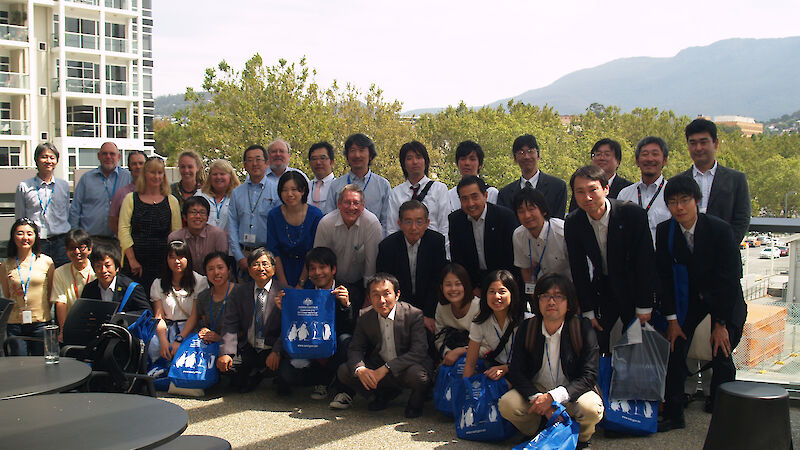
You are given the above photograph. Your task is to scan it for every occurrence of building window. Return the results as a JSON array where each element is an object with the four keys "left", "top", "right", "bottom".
[
  {"left": 67, "top": 105, "right": 100, "bottom": 137},
  {"left": 64, "top": 60, "right": 100, "bottom": 93},
  {"left": 106, "top": 65, "right": 127, "bottom": 95},
  {"left": 106, "top": 107, "right": 127, "bottom": 138},
  {"left": 105, "top": 22, "right": 127, "bottom": 52},
  {"left": 65, "top": 18, "right": 99, "bottom": 50},
  {"left": 0, "top": 146, "right": 21, "bottom": 166}
]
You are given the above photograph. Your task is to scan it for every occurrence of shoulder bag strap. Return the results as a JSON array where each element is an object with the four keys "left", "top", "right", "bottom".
[
  {"left": 414, "top": 180, "right": 435, "bottom": 203},
  {"left": 117, "top": 281, "right": 139, "bottom": 313}
]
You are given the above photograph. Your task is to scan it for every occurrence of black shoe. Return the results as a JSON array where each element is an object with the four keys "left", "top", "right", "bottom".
[
  {"left": 238, "top": 375, "right": 262, "bottom": 393},
  {"left": 404, "top": 405, "right": 423, "bottom": 418},
  {"left": 657, "top": 416, "right": 686, "bottom": 432},
  {"left": 368, "top": 396, "right": 390, "bottom": 411},
  {"left": 682, "top": 393, "right": 694, "bottom": 408},
  {"left": 704, "top": 397, "right": 713, "bottom": 413},
  {"left": 277, "top": 383, "right": 292, "bottom": 397},
  {"left": 577, "top": 441, "right": 592, "bottom": 449}
]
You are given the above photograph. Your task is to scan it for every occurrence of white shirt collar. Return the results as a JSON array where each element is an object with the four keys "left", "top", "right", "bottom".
[
  {"left": 349, "top": 169, "right": 372, "bottom": 182},
  {"left": 407, "top": 175, "right": 430, "bottom": 188},
  {"left": 587, "top": 198, "right": 611, "bottom": 228},
  {"left": 315, "top": 172, "right": 335, "bottom": 183},
  {"left": 541, "top": 321, "right": 565, "bottom": 339},
  {"left": 379, "top": 303, "right": 398, "bottom": 321},
  {"left": 520, "top": 170, "right": 540, "bottom": 189},
  {"left": 468, "top": 204, "right": 488, "bottom": 224},
  {"left": 528, "top": 219, "right": 550, "bottom": 240},
  {"left": 607, "top": 173, "right": 616, "bottom": 186},
  {"left": 100, "top": 276, "right": 117, "bottom": 297},
  {"left": 404, "top": 236, "right": 421, "bottom": 250},
  {"left": 679, "top": 218, "right": 698, "bottom": 236},
  {"left": 639, "top": 174, "right": 665, "bottom": 189},
  {"left": 692, "top": 160, "right": 718, "bottom": 177},
  {"left": 36, "top": 175, "right": 54, "bottom": 185},
  {"left": 334, "top": 210, "right": 361, "bottom": 228},
  {"left": 255, "top": 278, "right": 273, "bottom": 294}
]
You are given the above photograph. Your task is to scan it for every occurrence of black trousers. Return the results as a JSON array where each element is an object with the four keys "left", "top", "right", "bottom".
[
  {"left": 278, "top": 334, "right": 352, "bottom": 388},
  {"left": 336, "top": 361, "right": 431, "bottom": 408},
  {"left": 235, "top": 344, "right": 278, "bottom": 386}
]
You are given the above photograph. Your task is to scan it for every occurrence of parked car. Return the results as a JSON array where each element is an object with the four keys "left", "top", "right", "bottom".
[
  {"left": 777, "top": 245, "right": 789, "bottom": 257},
  {"left": 740, "top": 241, "right": 749, "bottom": 249},
  {"left": 760, "top": 247, "right": 780, "bottom": 259}
]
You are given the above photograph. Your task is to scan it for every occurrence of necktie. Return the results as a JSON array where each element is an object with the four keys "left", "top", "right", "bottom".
[
  {"left": 411, "top": 184, "right": 420, "bottom": 200},
  {"left": 313, "top": 180, "right": 322, "bottom": 206},
  {"left": 525, "top": 180, "right": 533, "bottom": 190},
  {"left": 255, "top": 288, "right": 266, "bottom": 326},
  {"left": 684, "top": 231, "right": 694, "bottom": 253}
]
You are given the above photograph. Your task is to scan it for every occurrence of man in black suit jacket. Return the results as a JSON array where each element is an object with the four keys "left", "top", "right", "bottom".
[
  {"left": 449, "top": 176, "right": 518, "bottom": 294},
  {"left": 568, "top": 138, "right": 632, "bottom": 212},
  {"left": 334, "top": 274, "right": 433, "bottom": 418},
  {"left": 376, "top": 200, "right": 447, "bottom": 332},
  {"left": 82, "top": 243, "right": 150, "bottom": 313},
  {"left": 498, "top": 134, "right": 568, "bottom": 219},
  {"left": 680, "top": 118, "right": 750, "bottom": 244},
  {"left": 565, "top": 165, "right": 656, "bottom": 354},
  {"left": 656, "top": 176, "right": 747, "bottom": 432},
  {"left": 217, "top": 248, "right": 288, "bottom": 393}
]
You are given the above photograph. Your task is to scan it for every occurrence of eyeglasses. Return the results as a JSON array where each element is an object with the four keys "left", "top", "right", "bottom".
[
  {"left": 67, "top": 244, "right": 90, "bottom": 252},
  {"left": 187, "top": 209, "right": 208, "bottom": 217},
  {"left": 666, "top": 196, "right": 695, "bottom": 207},
  {"left": 400, "top": 219, "right": 427, "bottom": 227},
  {"left": 250, "top": 261, "right": 273, "bottom": 269},
  {"left": 538, "top": 293, "right": 567, "bottom": 303}
]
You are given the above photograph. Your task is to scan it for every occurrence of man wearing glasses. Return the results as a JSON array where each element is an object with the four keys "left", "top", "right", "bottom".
[
  {"left": 568, "top": 138, "right": 632, "bottom": 212},
  {"left": 307, "top": 141, "right": 336, "bottom": 211},
  {"left": 168, "top": 197, "right": 228, "bottom": 275}
]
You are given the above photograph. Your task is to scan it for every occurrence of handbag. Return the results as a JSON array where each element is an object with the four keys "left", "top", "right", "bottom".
[
  {"left": 513, "top": 401, "right": 579, "bottom": 450},
  {"left": 598, "top": 355, "right": 657, "bottom": 435},
  {"left": 610, "top": 320, "right": 670, "bottom": 402},
  {"left": 433, "top": 327, "right": 470, "bottom": 359},
  {"left": 453, "top": 374, "right": 516, "bottom": 442},
  {"left": 281, "top": 288, "right": 337, "bottom": 359},
  {"left": 168, "top": 332, "right": 220, "bottom": 389},
  {"left": 433, "top": 355, "right": 485, "bottom": 417}
]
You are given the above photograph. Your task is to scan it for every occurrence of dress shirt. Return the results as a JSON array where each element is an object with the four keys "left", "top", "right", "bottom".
[
  {"left": 16, "top": 175, "right": 71, "bottom": 238},
  {"left": 386, "top": 176, "right": 451, "bottom": 241},
  {"left": 532, "top": 322, "right": 571, "bottom": 404},
  {"left": 468, "top": 206, "right": 489, "bottom": 270},
  {"left": 324, "top": 170, "right": 392, "bottom": 233},
  {"left": 227, "top": 175, "right": 279, "bottom": 262},
  {"left": 168, "top": 225, "right": 229, "bottom": 274},
  {"left": 196, "top": 192, "right": 233, "bottom": 230},
  {"left": 617, "top": 175, "right": 670, "bottom": 244},
  {"left": 679, "top": 220, "right": 697, "bottom": 252},
  {"left": 378, "top": 303, "right": 398, "bottom": 363},
  {"left": 405, "top": 237, "right": 420, "bottom": 294},
  {"left": 607, "top": 174, "right": 617, "bottom": 189},
  {"left": 692, "top": 161, "right": 718, "bottom": 213},
  {"left": 110, "top": 183, "right": 136, "bottom": 219},
  {"left": 69, "top": 166, "right": 132, "bottom": 237},
  {"left": 313, "top": 209, "right": 382, "bottom": 285},
  {"left": 265, "top": 166, "right": 309, "bottom": 184},
  {"left": 249, "top": 279, "right": 274, "bottom": 348},
  {"left": 99, "top": 277, "right": 118, "bottom": 302},
  {"left": 518, "top": 171, "right": 541, "bottom": 190},
  {"left": 448, "top": 186, "right": 499, "bottom": 212},
  {"left": 586, "top": 199, "right": 611, "bottom": 275},
  {"left": 52, "top": 263, "right": 96, "bottom": 312},
  {"left": 308, "top": 172, "right": 335, "bottom": 210},
  {"left": 512, "top": 218, "right": 571, "bottom": 281}
]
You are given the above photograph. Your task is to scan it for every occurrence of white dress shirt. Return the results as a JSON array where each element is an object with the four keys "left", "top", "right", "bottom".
[
  {"left": 519, "top": 171, "right": 541, "bottom": 190},
  {"left": 533, "top": 322, "right": 571, "bottom": 404},
  {"left": 586, "top": 199, "right": 611, "bottom": 276},
  {"left": 386, "top": 176, "right": 450, "bottom": 238},
  {"left": 692, "top": 161, "right": 717, "bottom": 213},
  {"left": 617, "top": 175, "right": 670, "bottom": 244},
  {"left": 313, "top": 209, "right": 382, "bottom": 285},
  {"left": 99, "top": 277, "right": 117, "bottom": 302},
  {"left": 448, "top": 185, "right": 499, "bottom": 212},
  {"left": 405, "top": 237, "right": 420, "bottom": 294},
  {"left": 378, "top": 303, "right": 398, "bottom": 363},
  {"left": 468, "top": 205, "right": 488, "bottom": 270},
  {"left": 512, "top": 218, "right": 571, "bottom": 281}
]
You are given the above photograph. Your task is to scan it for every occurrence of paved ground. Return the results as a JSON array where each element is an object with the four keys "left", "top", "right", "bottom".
[{"left": 160, "top": 383, "right": 799, "bottom": 449}]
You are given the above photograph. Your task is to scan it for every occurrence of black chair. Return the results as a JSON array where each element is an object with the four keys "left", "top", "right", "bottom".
[
  {"left": 704, "top": 381, "right": 793, "bottom": 449},
  {"left": 60, "top": 299, "right": 120, "bottom": 358},
  {"left": 155, "top": 435, "right": 232, "bottom": 449},
  {"left": 0, "top": 297, "right": 15, "bottom": 356}
]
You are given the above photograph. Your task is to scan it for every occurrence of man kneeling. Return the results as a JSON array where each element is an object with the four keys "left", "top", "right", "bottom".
[
  {"left": 499, "top": 274, "right": 603, "bottom": 449},
  {"left": 333, "top": 273, "right": 433, "bottom": 418}
]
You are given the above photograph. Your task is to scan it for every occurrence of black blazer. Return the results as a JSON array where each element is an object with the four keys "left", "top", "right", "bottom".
[
  {"left": 679, "top": 165, "right": 750, "bottom": 244},
  {"left": 448, "top": 203, "right": 518, "bottom": 289},
  {"left": 498, "top": 171, "right": 568, "bottom": 219},
  {"left": 347, "top": 301, "right": 433, "bottom": 376},
  {"left": 564, "top": 199, "right": 656, "bottom": 321},
  {"left": 220, "top": 278, "right": 287, "bottom": 355},
  {"left": 376, "top": 229, "right": 447, "bottom": 318},
  {"left": 568, "top": 174, "right": 632, "bottom": 212},
  {"left": 655, "top": 214, "right": 747, "bottom": 331},
  {"left": 81, "top": 273, "right": 151, "bottom": 313},
  {"left": 507, "top": 317, "right": 599, "bottom": 401}
]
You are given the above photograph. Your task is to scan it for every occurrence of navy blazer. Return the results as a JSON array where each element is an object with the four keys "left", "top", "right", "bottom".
[
  {"left": 679, "top": 164, "right": 750, "bottom": 244},
  {"left": 498, "top": 171, "right": 568, "bottom": 219},
  {"left": 80, "top": 273, "right": 151, "bottom": 313},
  {"left": 568, "top": 174, "right": 632, "bottom": 212},
  {"left": 220, "top": 278, "right": 287, "bottom": 355}
]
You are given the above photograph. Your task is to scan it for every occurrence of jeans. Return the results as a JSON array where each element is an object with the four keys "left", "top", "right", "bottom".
[
  {"left": 6, "top": 322, "right": 47, "bottom": 356},
  {"left": 40, "top": 235, "right": 69, "bottom": 268}
]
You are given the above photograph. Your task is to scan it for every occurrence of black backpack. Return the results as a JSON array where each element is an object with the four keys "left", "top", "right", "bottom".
[{"left": 83, "top": 323, "right": 150, "bottom": 394}]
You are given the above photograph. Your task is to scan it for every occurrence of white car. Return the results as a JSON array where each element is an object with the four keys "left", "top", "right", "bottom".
[{"left": 760, "top": 247, "right": 780, "bottom": 259}]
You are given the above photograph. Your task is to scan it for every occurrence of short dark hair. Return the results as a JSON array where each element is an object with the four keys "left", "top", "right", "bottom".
[
  {"left": 456, "top": 175, "right": 487, "bottom": 197},
  {"left": 8, "top": 218, "right": 41, "bottom": 257},
  {"left": 570, "top": 165, "right": 609, "bottom": 191},
  {"left": 243, "top": 144, "right": 268, "bottom": 162},
  {"left": 531, "top": 273, "right": 579, "bottom": 319},
  {"left": 308, "top": 141, "right": 334, "bottom": 162},
  {"left": 635, "top": 136, "right": 669, "bottom": 159},
  {"left": 278, "top": 170, "right": 309, "bottom": 204},
  {"left": 398, "top": 141, "right": 430, "bottom": 178},
  {"left": 305, "top": 246, "right": 337, "bottom": 270},
  {"left": 591, "top": 138, "right": 622, "bottom": 162},
  {"left": 512, "top": 134, "right": 540, "bottom": 156},
  {"left": 182, "top": 196, "right": 211, "bottom": 217},
  {"left": 455, "top": 140, "right": 484, "bottom": 168},
  {"left": 512, "top": 187, "right": 550, "bottom": 219},
  {"left": 685, "top": 118, "right": 718, "bottom": 141},
  {"left": 344, "top": 133, "right": 377, "bottom": 165},
  {"left": 65, "top": 228, "right": 92, "bottom": 250},
  {"left": 247, "top": 247, "right": 275, "bottom": 267},
  {"left": 161, "top": 241, "right": 197, "bottom": 296},
  {"left": 127, "top": 150, "right": 147, "bottom": 166},
  {"left": 366, "top": 272, "right": 400, "bottom": 296},
  {"left": 399, "top": 199, "right": 429, "bottom": 221},
  {"left": 34, "top": 142, "right": 59, "bottom": 162},
  {"left": 474, "top": 270, "right": 525, "bottom": 330},
  {"left": 89, "top": 242, "right": 121, "bottom": 269},
  {"left": 202, "top": 250, "right": 230, "bottom": 273},
  {"left": 437, "top": 263, "right": 473, "bottom": 307},
  {"left": 664, "top": 175, "right": 702, "bottom": 203}
]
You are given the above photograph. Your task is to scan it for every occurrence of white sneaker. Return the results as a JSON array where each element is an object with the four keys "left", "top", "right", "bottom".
[
  {"left": 329, "top": 392, "right": 353, "bottom": 409},
  {"left": 311, "top": 384, "right": 328, "bottom": 400}
]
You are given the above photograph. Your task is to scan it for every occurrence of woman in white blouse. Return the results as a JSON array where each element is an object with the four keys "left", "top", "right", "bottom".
[
  {"left": 434, "top": 263, "right": 482, "bottom": 366},
  {"left": 196, "top": 159, "right": 240, "bottom": 230},
  {"left": 150, "top": 240, "right": 208, "bottom": 361}
]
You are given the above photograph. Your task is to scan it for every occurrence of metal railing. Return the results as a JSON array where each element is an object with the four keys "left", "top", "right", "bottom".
[
  {"left": 0, "top": 24, "right": 28, "bottom": 43},
  {"left": 106, "top": 80, "right": 130, "bottom": 96},
  {"left": 0, "top": 72, "right": 29, "bottom": 89},
  {"left": 0, "top": 119, "right": 29, "bottom": 135},
  {"left": 105, "top": 37, "right": 128, "bottom": 53},
  {"left": 64, "top": 32, "right": 99, "bottom": 50},
  {"left": 66, "top": 121, "right": 100, "bottom": 137},
  {"left": 745, "top": 278, "right": 770, "bottom": 301}
]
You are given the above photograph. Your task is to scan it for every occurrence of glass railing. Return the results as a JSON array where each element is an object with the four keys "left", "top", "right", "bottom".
[
  {"left": 0, "top": 72, "right": 29, "bottom": 89},
  {"left": 0, "top": 24, "right": 28, "bottom": 43},
  {"left": 52, "top": 77, "right": 101, "bottom": 94},
  {"left": 105, "top": 37, "right": 128, "bottom": 53},
  {"left": 106, "top": 80, "right": 129, "bottom": 96},
  {"left": 65, "top": 0, "right": 101, "bottom": 5},
  {"left": 0, "top": 119, "right": 30, "bottom": 136},
  {"left": 67, "top": 122, "right": 100, "bottom": 137},
  {"left": 105, "top": 0, "right": 129, "bottom": 10},
  {"left": 65, "top": 32, "right": 99, "bottom": 50},
  {"left": 107, "top": 125, "right": 128, "bottom": 139}
]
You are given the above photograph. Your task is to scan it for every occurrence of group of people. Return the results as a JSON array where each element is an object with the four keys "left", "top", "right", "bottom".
[{"left": 6, "top": 117, "right": 750, "bottom": 447}]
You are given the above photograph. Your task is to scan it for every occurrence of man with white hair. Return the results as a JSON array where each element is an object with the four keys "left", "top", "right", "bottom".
[{"left": 265, "top": 138, "right": 309, "bottom": 184}]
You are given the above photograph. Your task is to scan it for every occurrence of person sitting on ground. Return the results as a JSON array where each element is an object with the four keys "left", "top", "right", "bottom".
[
  {"left": 434, "top": 263, "right": 481, "bottom": 366},
  {"left": 52, "top": 229, "right": 96, "bottom": 340},
  {"left": 499, "top": 273, "right": 603, "bottom": 450},
  {"left": 195, "top": 251, "right": 235, "bottom": 345},
  {"left": 81, "top": 242, "right": 149, "bottom": 313}
]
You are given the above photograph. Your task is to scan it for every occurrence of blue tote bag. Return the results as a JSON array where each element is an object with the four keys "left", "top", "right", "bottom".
[
  {"left": 281, "top": 288, "right": 336, "bottom": 359},
  {"left": 513, "top": 401, "right": 579, "bottom": 450},
  {"left": 168, "top": 332, "right": 220, "bottom": 389},
  {"left": 453, "top": 374, "right": 516, "bottom": 442},
  {"left": 598, "top": 355, "right": 658, "bottom": 435},
  {"left": 434, "top": 355, "right": 486, "bottom": 417}
]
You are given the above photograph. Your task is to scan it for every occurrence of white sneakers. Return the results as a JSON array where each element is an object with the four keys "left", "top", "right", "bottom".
[
  {"left": 310, "top": 384, "right": 328, "bottom": 400},
  {"left": 329, "top": 392, "right": 353, "bottom": 409}
]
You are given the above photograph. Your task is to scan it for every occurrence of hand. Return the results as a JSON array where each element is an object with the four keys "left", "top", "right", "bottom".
[
  {"left": 637, "top": 312, "right": 652, "bottom": 324},
  {"left": 666, "top": 319, "right": 687, "bottom": 352},
  {"left": 170, "top": 340, "right": 181, "bottom": 357},
  {"left": 528, "top": 393, "right": 555, "bottom": 415},
  {"left": 128, "top": 257, "right": 143, "bottom": 277},
  {"left": 266, "top": 351, "right": 281, "bottom": 372},
  {"left": 202, "top": 331, "right": 221, "bottom": 343},
  {"left": 217, "top": 354, "right": 233, "bottom": 372},
  {"left": 159, "top": 341, "right": 172, "bottom": 360},
  {"left": 711, "top": 322, "right": 732, "bottom": 358},
  {"left": 356, "top": 366, "right": 387, "bottom": 390},
  {"left": 424, "top": 317, "right": 436, "bottom": 334},
  {"left": 484, "top": 364, "right": 508, "bottom": 380},
  {"left": 197, "top": 327, "right": 210, "bottom": 340},
  {"left": 443, "top": 347, "right": 467, "bottom": 366},
  {"left": 238, "top": 258, "right": 248, "bottom": 271},
  {"left": 275, "top": 290, "right": 284, "bottom": 310},
  {"left": 590, "top": 318, "right": 604, "bottom": 331},
  {"left": 333, "top": 285, "right": 350, "bottom": 308}
]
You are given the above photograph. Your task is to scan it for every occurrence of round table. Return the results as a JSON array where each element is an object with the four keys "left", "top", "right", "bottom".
[
  {"left": 0, "top": 393, "right": 188, "bottom": 449},
  {"left": 0, "top": 356, "right": 91, "bottom": 400}
]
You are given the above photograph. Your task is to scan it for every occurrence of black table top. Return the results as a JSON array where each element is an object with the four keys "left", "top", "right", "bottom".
[
  {"left": 0, "top": 356, "right": 91, "bottom": 400},
  {"left": 0, "top": 393, "right": 188, "bottom": 449}
]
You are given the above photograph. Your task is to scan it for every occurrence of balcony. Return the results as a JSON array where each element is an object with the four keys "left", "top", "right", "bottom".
[
  {"left": 67, "top": 121, "right": 100, "bottom": 137},
  {"left": 0, "top": 72, "right": 29, "bottom": 89},
  {"left": 105, "top": 36, "right": 129, "bottom": 53},
  {"left": 105, "top": 0, "right": 131, "bottom": 10},
  {"left": 0, "top": 119, "right": 29, "bottom": 136},
  {"left": 52, "top": 77, "right": 101, "bottom": 94},
  {"left": 64, "top": 32, "right": 99, "bottom": 50},
  {"left": 106, "top": 80, "right": 130, "bottom": 96},
  {"left": 0, "top": 24, "right": 28, "bottom": 43},
  {"left": 64, "top": 0, "right": 100, "bottom": 5}
]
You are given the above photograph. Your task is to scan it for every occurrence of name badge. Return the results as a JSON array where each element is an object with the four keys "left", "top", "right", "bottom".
[
  {"left": 255, "top": 337, "right": 266, "bottom": 350},
  {"left": 524, "top": 283, "right": 536, "bottom": 295},
  {"left": 243, "top": 233, "right": 256, "bottom": 244},
  {"left": 22, "top": 310, "right": 33, "bottom": 324}
]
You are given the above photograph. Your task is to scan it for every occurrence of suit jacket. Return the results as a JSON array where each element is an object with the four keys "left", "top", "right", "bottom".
[
  {"left": 346, "top": 301, "right": 433, "bottom": 377},
  {"left": 448, "top": 203, "right": 518, "bottom": 289},
  {"left": 680, "top": 165, "right": 750, "bottom": 244},
  {"left": 655, "top": 213, "right": 747, "bottom": 331},
  {"left": 80, "top": 273, "right": 151, "bottom": 313},
  {"left": 507, "top": 317, "right": 599, "bottom": 401},
  {"left": 376, "top": 229, "right": 447, "bottom": 318},
  {"left": 498, "top": 171, "right": 568, "bottom": 219},
  {"left": 568, "top": 174, "right": 632, "bottom": 212},
  {"left": 220, "top": 278, "right": 287, "bottom": 355},
  {"left": 564, "top": 199, "right": 656, "bottom": 321}
]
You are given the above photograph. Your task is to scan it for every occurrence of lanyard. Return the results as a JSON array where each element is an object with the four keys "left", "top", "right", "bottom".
[
  {"left": 637, "top": 178, "right": 665, "bottom": 212},
  {"left": 16, "top": 256, "right": 33, "bottom": 303},
  {"left": 103, "top": 171, "right": 119, "bottom": 202},
  {"left": 248, "top": 182, "right": 267, "bottom": 216},
  {"left": 545, "top": 340, "right": 559, "bottom": 387},
  {"left": 71, "top": 265, "right": 91, "bottom": 299},
  {"left": 347, "top": 171, "right": 372, "bottom": 191},
  {"left": 209, "top": 282, "right": 230, "bottom": 330},
  {"left": 213, "top": 195, "right": 227, "bottom": 221},
  {"left": 37, "top": 182, "right": 54, "bottom": 216},
  {"left": 528, "top": 221, "right": 551, "bottom": 281},
  {"left": 493, "top": 321, "right": 514, "bottom": 363}
]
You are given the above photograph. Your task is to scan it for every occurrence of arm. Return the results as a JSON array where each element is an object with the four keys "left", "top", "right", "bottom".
[
  {"left": 151, "top": 299, "right": 172, "bottom": 360},
  {"left": 631, "top": 207, "right": 657, "bottom": 312},
  {"left": 169, "top": 196, "right": 182, "bottom": 232},
  {"left": 362, "top": 219, "right": 381, "bottom": 282},
  {"left": 462, "top": 339, "right": 482, "bottom": 378},
  {"left": 385, "top": 307, "right": 430, "bottom": 376},
  {"left": 265, "top": 212, "right": 288, "bottom": 285},
  {"left": 171, "top": 299, "right": 200, "bottom": 356},
  {"left": 118, "top": 193, "right": 135, "bottom": 264},
  {"left": 68, "top": 179, "right": 83, "bottom": 229},
  {"left": 552, "top": 181, "right": 568, "bottom": 220},
  {"left": 564, "top": 218, "right": 596, "bottom": 317},
  {"left": 227, "top": 190, "right": 245, "bottom": 264},
  {"left": 346, "top": 316, "right": 371, "bottom": 374}
]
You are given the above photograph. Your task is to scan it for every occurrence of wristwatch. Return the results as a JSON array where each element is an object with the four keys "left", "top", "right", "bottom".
[
  {"left": 175, "top": 335, "right": 184, "bottom": 343},
  {"left": 384, "top": 362, "right": 391, "bottom": 371}
]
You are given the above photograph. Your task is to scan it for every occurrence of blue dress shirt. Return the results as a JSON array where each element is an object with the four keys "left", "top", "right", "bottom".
[
  {"left": 68, "top": 166, "right": 131, "bottom": 237},
  {"left": 324, "top": 170, "right": 391, "bottom": 235},
  {"left": 227, "top": 175, "right": 280, "bottom": 262},
  {"left": 15, "top": 176, "right": 71, "bottom": 238}
]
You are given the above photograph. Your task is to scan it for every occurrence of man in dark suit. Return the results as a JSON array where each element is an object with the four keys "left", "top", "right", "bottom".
[
  {"left": 333, "top": 273, "right": 433, "bottom": 418},
  {"left": 449, "top": 176, "right": 518, "bottom": 295},
  {"left": 656, "top": 176, "right": 747, "bottom": 432},
  {"left": 564, "top": 165, "right": 656, "bottom": 354},
  {"left": 377, "top": 200, "right": 447, "bottom": 333},
  {"left": 680, "top": 118, "right": 750, "bottom": 244},
  {"left": 82, "top": 243, "right": 150, "bottom": 313},
  {"left": 568, "top": 138, "right": 632, "bottom": 212},
  {"left": 498, "top": 134, "right": 568, "bottom": 219},
  {"left": 217, "top": 248, "right": 288, "bottom": 393}
]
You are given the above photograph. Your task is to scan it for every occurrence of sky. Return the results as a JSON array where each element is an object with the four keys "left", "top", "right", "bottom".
[{"left": 153, "top": 0, "right": 800, "bottom": 111}]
